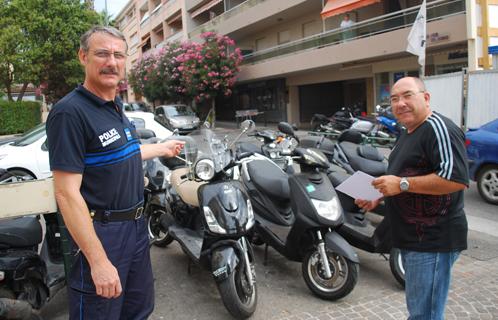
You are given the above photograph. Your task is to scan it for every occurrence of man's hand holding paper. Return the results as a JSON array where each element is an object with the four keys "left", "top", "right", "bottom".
[{"left": 335, "top": 171, "right": 384, "bottom": 201}]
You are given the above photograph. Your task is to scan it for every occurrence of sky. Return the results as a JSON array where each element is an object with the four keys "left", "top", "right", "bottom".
[{"left": 93, "top": 0, "right": 128, "bottom": 19}]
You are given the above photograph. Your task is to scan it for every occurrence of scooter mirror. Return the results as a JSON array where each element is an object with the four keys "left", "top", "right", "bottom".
[
  {"left": 277, "top": 122, "right": 295, "bottom": 136},
  {"left": 240, "top": 120, "right": 255, "bottom": 132}
]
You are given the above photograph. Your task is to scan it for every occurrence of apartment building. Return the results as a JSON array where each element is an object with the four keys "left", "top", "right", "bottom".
[{"left": 116, "top": 0, "right": 492, "bottom": 126}]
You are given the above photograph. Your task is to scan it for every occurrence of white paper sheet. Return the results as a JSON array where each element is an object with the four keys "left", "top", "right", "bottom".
[{"left": 335, "top": 171, "right": 383, "bottom": 201}]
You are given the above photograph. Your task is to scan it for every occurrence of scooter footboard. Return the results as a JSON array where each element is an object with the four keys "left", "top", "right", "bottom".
[
  {"left": 325, "top": 231, "right": 360, "bottom": 263},
  {"left": 211, "top": 246, "right": 240, "bottom": 283}
]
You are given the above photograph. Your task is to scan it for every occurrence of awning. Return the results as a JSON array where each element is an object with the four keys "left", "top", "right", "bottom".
[
  {"left": 321, "top": 0, "right": 381, "bottom": 20},
  {"left": 166, "top": 10, "right": 182, "bottom": 24},
  {"left": 191, "top": 0, "right": 223, "bottom": 19},
  {"left": 139, "top": 35, "right": 151, "bottom": 48}
]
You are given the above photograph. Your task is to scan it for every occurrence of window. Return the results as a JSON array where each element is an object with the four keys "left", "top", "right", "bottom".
[
  {"left": 255, "top": 37, "right": 266, "bottom": 51},
  {"left": 130, "top": 33, "right": 138, "bottom": 47},
  {"left": 278, "top": 30, "right": 291, "bottom": 45},
  {"left": 140, "top": 11, "right": 150, "bottom": 24},
  {"left": 302, "top": 21, "right": 319, "bottom": 38}
]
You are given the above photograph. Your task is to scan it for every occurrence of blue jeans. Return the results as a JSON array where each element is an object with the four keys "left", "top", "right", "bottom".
[{"left": 400, "top": 250, "right": 460, "bottom": 320}]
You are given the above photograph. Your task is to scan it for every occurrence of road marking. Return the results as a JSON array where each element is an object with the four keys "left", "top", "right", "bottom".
[{"left": 467, "top": 214, "right": 498, "bottom": 237}]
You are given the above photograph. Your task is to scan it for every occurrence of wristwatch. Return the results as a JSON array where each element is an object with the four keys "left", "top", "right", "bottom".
[{"left": 400, "top": 177, "right": 410, "bottom": 192}]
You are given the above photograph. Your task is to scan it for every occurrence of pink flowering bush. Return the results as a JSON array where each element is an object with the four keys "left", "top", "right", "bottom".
[
  {"left": 128, "top": 32, "right": 242, "bottom": 106},
  {"left": 177, "top": 32, "right": 243, "bottom": 104},
  {"left": 129, "top": 42, "right": 188, "bottom": 103}
]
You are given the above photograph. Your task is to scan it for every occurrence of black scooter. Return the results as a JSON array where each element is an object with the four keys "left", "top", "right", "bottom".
[
  {"left": 238, "top": 123, "right": 359, "bottom": 301},
  {"left": 299, "top": 135, "right": 405, "bottom": 287},
  {"left": 302, "top": 130, "right": 387, "bottom": 177},
  {"left": 0, "top": 170, "right": 65, "bottom": 320},
  {"left": 159, "top": 122, "right": 258, "bottom": 319}
]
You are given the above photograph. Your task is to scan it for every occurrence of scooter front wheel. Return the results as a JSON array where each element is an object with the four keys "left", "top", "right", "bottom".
[
  {"left": 389, "top": 248, "right": 405, "bottom": 288},
  {"left": 217, "top": 262, "right": 257, "bottom": 319},
  {"left": 302, "top": 249, "right": 358, "bottom": 300}
]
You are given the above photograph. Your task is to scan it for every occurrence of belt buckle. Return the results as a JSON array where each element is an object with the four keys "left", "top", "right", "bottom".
[{"left": 135, "top": 207, "right": 144, "bottom": 220}]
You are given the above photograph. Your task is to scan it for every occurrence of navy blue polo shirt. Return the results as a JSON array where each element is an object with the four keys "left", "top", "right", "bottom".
[{"left": 46, "top": 85, "right": 144, "bottom": 211}]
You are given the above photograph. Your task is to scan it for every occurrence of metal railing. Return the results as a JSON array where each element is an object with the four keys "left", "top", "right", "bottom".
[{"left": 242, "top": 0, "right": 465, "bottom": 65}]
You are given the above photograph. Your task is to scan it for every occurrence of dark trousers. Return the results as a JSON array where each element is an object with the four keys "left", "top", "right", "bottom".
[{"left": 68, "top": 217, "right": 154, "bottom": 320}]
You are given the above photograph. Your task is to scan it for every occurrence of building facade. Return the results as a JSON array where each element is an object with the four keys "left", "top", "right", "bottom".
[{"left": 115, "top": 0, "right": 496, "bottom": 126}]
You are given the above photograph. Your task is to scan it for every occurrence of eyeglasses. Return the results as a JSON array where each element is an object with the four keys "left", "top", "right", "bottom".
[
  {"left": 390, "top": 91, "right": 424, "bottom": 104},
  {"left": 92, "top": 50, "right": 127, "bottom": 61}
]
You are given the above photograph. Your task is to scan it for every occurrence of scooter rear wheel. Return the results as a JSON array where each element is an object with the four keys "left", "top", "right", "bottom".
[
  {"left": 389, "top": 248, "right": 406, "bottom": 288},
  {"left": 217, "top": 262, "right": 257, "bottom": 319},
  {"left": 302, "top": 249, "right": 358, "bottom": 301},
  {"left": 146, "top": 209, "right": 173, "bottom": 247}
]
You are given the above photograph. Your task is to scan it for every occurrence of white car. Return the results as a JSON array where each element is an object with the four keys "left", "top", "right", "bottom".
[
  {"left": 0, "top": 112, "right": 172, "bottom": 180},
  {"left": 124, "top": 111, "right": 172, "bottom": 139}
]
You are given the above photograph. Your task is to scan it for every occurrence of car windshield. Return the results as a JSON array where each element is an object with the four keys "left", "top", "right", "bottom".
[
  {"left": 11, "top": 123, "right": 46, "bottom": 147},
  {"left": 165, "top": 106, "right": 195, "bottom": 117},
  {"left": 481, "top": 119, "right": 498, "bottom": 132},
  {"left": 128, "top": 117, "right": 146, "bottom": 129}
]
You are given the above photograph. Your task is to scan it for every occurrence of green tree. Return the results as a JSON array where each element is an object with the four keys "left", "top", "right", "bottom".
[{"left": 0, "top": 0, "right": 100, "bottom": 103}]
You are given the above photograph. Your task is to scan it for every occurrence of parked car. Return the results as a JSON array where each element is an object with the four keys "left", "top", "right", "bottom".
[
  {"left": 124, "top": 101, "right": 151, "bottom": 112},
  {"left": 0, "top": 123, "right": 50, "bottom": 179},
  {"left": 154, "top": 104, "right": 200, "bottom": 133},
  {"left": 465, "top": 118, "right": 498, "bottom": 205},
  {"left": 0, "top": 112, "right": 172, "bottom": 180}
]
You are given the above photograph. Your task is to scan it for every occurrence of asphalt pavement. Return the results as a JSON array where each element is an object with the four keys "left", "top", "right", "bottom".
[{"left": 40, "top": 125, "right": 498, "bottom": 320}]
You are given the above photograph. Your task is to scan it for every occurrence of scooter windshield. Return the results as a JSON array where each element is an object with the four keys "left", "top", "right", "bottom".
[{"left": 187, "top": 127, "right": 231, "bottom": 172}]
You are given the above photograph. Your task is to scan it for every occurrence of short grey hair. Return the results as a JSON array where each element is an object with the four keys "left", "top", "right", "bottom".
[{"left": 80, "top": 26, "right": 128, "bottom": 52}]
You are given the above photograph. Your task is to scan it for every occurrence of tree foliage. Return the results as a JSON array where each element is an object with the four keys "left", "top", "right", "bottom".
[
  {"left": 129, "top": 32, "right": 243, "bottom": 107},
  {"left": 0, "top": 0, "right": 100, "bottom": 103}
]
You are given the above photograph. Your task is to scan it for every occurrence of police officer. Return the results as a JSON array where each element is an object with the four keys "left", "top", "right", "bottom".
[{"left": 46, "top": 26, "right": 184, "bottom": 319}]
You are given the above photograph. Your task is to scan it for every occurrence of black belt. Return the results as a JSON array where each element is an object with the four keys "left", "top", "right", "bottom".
[{"left": 90, "top": 206, "right": 144, "bottom": 222}]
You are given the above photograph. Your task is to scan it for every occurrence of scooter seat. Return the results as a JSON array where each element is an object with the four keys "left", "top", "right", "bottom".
[
  {"left": 247, "top": 160, "right": 290, "bottom": 200},
  {"left": 0, "top": 216, "right": 42, "bottom": 248},
  {"left": 339, "top": 141, "right": 387, "bottom": 176}
]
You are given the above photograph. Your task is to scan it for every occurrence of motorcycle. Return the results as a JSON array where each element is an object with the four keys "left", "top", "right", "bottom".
[
  {"left": 237, "top": 122, "right": 359, "bottom": 301},
  {"left": 158, "top": 121, "right": 258, "bottom": 319},
  {"left": 310, "top": 107, "right": 357, "bottom": 134},
  {"left": 0, "top": 169, "right": 66, "bottom": 320}
]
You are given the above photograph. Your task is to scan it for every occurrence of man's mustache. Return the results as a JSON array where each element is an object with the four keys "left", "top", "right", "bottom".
[{"left": 100, "top": 68, "right": 119, "bottom": 75}]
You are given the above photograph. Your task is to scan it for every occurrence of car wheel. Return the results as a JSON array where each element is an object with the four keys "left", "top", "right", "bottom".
[
  {"left": 477, "top": 165, "right": 498, "bottom": 205},
  {"left": 7, "top": 169, "right": 36, "bottom": 181}
]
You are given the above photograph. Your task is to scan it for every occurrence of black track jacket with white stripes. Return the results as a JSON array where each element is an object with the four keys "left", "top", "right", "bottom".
[{"left": 386, "top": 112, "right": 469, "bottom": 252}]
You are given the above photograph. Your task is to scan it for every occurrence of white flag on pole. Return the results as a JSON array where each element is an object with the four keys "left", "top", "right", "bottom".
[{"left": 406, "top": 0, "right": 426, "bottom": 67}]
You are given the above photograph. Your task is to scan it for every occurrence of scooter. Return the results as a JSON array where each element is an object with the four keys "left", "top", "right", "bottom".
[
  {"left": 238, "top": 123, "right": 359, "bottom": 301},
  {"left": 0, "top": 170, "right": 66, "bottom": 320},
  {"left": 238, "top": 129, "right": 404, "bottom": 288},
  {"left": 327, "top": 166, "right": 405, "bottom": 287},
  {"left": 159, "top": 121, "right": 258, "bottom": 319},
  {"left": 300, "top": 129, "right": 387, "bottom": 177}
]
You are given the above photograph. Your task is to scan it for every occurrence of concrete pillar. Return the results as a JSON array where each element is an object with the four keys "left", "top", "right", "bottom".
[{"left": 287, "top": 85, "right": 300, "bottom": 125}]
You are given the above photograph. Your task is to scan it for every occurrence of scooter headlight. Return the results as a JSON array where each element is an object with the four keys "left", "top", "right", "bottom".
[
  {"left": 195, "top": 159, "right": 215, "bottom": 181},
  {"left": 311, "top": 198, "right": 342, "bottom": 221},
  {"left": 245, "top": 199, "right": 255, "bottom": 229},
  {"left": 203, "top": 206, "right": 227, "bottom": 234}
]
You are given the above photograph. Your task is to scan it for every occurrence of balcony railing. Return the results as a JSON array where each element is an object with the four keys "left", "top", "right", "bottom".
[
  {"left": 189, "top": 0, "right": 263, "bottom": 38},
  {"left": 242, "top": 0, "right": 465, "bottom": 65}
]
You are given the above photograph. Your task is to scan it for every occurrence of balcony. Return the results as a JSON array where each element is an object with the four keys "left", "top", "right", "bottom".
[
  {"left": 242, "top": 0, "right": 465, "bottom": 65},
  {"left": 188, "top": 0, "right": 310, "bottom": 38}
]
